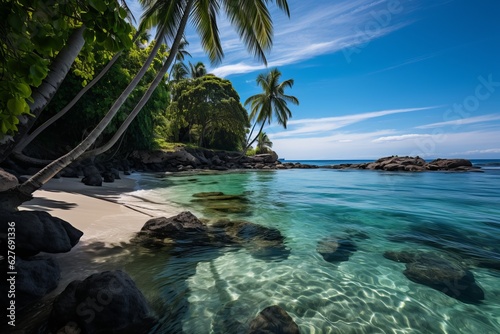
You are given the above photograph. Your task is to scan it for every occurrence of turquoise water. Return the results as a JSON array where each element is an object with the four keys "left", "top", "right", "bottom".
[{"left": 126, "top": 166, "right": 500, "bottom": 333}]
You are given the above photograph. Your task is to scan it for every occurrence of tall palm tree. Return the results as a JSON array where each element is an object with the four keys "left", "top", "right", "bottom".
[
  {"left": 256, "top": 132, "right": 273, "bottom": 154},
  {"left": 244, "top": 68, "right": 299, "bottom": 151},
  {"left": 171, "top": 62, "right": 189, "bottom": 81},
  {"left": 5, "top": 0, "right": 291, "bottom": 210}
]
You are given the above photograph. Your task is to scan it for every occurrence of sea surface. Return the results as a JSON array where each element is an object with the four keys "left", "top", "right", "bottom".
[{"left": 122, "top": 160, "right": 500, "bottom": 333}]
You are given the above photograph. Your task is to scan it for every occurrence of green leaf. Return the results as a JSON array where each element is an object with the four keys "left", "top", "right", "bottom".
[
  {"left": 118, "top": 7, "right": 127, "bottom": 19},
  {"left": 89, "top": 0, "right": 107, "bottom": 13},
  {"left": 14, "top": 83, "right": 32, "bottom": 98},
  {"left": 7, "top": 98, "right": 27, "bottom": 115}
]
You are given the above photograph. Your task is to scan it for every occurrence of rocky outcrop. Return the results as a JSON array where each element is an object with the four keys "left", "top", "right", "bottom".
[
  {"left": 82, "top": 165, "right": 102, "bottom": 186},
  {"left": 133, "top": 212, "right": 290, "bottom": 260},
  {"left": 134, "top": 211, "right": 211, "bottom": 247},
  {"left": 330, "top": 156, "right": 480, "bottom": 172},
  {"left": 317, "top": 237, "right": 357, "bottom": 262},
  {"left": 384, "top": 251, "right": 484, "bottom": 304},
  {"left": 0, "top": 168, "right": 18, "bottom": 191},
  {"left": 248, "top": 305, "right": 300, "bottom": 334},
  {"left": 47, "top": 270, "right": 156, "bottom": 334},
  {"left": 0, "top": 210, "right": 83, "bottom": 257}
]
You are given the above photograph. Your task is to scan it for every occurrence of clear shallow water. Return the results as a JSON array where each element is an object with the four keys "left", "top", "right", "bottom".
[{"left": 124, "top": 166, "right": 500, "bottom": 333}]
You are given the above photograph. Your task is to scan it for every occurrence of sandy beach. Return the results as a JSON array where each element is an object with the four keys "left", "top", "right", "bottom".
[{"left": 19, "top": 175, "right": 182, "bottom": 295}]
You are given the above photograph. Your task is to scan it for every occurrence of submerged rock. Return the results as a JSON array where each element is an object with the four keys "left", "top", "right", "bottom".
[
  {"left": 0, "top": 211, "right": 83, "bottom": 257},
  {"left": 248, "top": 305, "right": 300, "bottom": 334},
  {"left": 48, "top": 270, "right": 156, "bottom": 334},
  {"left": 211, "top": 219, "right": 290, "bottom": 260},
  {"left": 317, "top": 237, "right": 357, "bottom": 262},
  {"left": 384, "top": 251, "right": 484, "bottom": 304}
]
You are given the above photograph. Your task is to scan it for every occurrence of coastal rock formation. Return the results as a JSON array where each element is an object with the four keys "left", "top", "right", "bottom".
[
  {"left": 248, "top": 305, "right": 300, "bottom": 334},
  {"left": 82, "top": 165, "right": 102, "bottom": 186},
  {"left": 384, "top": 251, "right": 484, "bottom": 304},
  {"left": 317, "top": 237, "right": 357, "bottom": 262},
  {"left": 0, "top": 168, "right": 18, "bottom": 191},
  {"left": 330, "top": 156, "right": 480, "bottom": 172},
  {"left": 135, "top": 211, "right": 210, "bottom": 247},
  {"left": 133, "top": 212, "right": 290, "bottom": 260},
  {"left": 0, "top": 210, "right": 83, "bottom": 257},
  {"left": 48, "top": 270, "right": 156, "bottom": 334}
]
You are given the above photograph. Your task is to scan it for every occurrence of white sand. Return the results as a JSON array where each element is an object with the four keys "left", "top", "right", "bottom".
[{"left": 19, "top": 175, "right": 182, "bottom": 293}]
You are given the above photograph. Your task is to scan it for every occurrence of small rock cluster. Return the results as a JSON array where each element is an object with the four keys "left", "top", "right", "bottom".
[{"left": 330, "top": 156, "right": 480, "bottom": 172}]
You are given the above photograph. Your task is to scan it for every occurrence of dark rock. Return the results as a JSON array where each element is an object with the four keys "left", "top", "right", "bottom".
[
  {"left": 0, "top": 211, "right": 83, "bottom": 257},
  {"left": 60, "top": 166, "right": 80, "bottom": 178},
  {"left": 211, "top": 219, "right": 290, "bottom": 260},
  {"left": 385, "top": 251, "right": 484, "bottom": 304},
  {"left": 0, "top": 168, "right": 19, "bottom": 191},
  {"left": 102, "top": 171, "right": 115, "bottom": 183},
  {"left": 317, "top": 237, "right": 357, "bottom": 262},
  {"left": 0, "top": 256, "right": 60, "bottom": 310},
  {"left": 110, "top": 168, "right": 121, "bottom": 179},
  {"left": 47, "top": 270, "right": 156, "bottom": 334},
  {"left": 428, "top": 158, "right": 472, "bottom": 169},
  {"left": 193, "top": 192, "right": 225, "bottom": 198},
  {"left": 82, "top": 165, "right": 102, "bottom": 186},
  {"left": 134, "top": 211, "right": 210, "bottom": 247},
  {"left": 248, "top": 305, "right": 300, "bottom": 334}
]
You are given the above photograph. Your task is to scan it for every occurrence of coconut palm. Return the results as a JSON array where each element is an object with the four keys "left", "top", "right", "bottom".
[
  {"left": 189, "top": 61, "right": 207, "bottom": 78},
  {"left": 3, "top": 0, "right": 292, "bottom": 210},
  {"left": 244, "top": 68, "right": 298, "bottom": 151},
  {"left": 256, "top": 132, "right": 273, "bottom": 154}
]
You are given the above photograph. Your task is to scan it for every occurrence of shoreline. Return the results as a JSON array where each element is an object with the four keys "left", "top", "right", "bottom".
[{"left": 20, "top": 176, "right": 182, "bottom": 296}]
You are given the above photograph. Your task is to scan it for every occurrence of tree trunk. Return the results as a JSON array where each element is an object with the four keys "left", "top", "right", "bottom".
[
  {"left": 10, "top": 5, "right": 193, "bottom": 203},
  {"left": 0, "top": 26, "right": 86, "bottom": 162},
  {"left": 241, "top": 119, "right": 266, "bottom": 157},
  {"left": 80, "top": 0, "right": 194, "bottom": 159},
  {"left": 13, "top": 51, "right": 124, "bottom": 155}
]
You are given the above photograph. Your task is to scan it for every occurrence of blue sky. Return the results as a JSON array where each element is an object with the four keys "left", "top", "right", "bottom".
[{"left": 128, "top": 0, "right": 500, "bottom": 160}]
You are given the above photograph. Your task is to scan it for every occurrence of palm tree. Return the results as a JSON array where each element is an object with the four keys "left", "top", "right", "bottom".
[
  {"left": 171, "top": 62, "right": 189, "bottom": 81},
  {"left": 2, "top": 0, "right": 292, "bottom": 210},
  {"left": 189, "top": 61, "right": 207, "bottom": 78},
  {"left": 244, "top": 68, "right": 299, "bottom": 152},
  {"left": 256, "top": 132, "right": 273, "bottom": 154}
]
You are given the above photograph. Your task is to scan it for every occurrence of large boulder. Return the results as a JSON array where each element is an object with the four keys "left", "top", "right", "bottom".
[
  {"left": 82, "top": 165, "right": 102, "bottom": 186},
  {"left": 47, "top": 270, "right": 156, "bottom": 334},
  {"left": 134, "top": 211, "right": 210, "bottom": 247},
  {"left": 248, "top": 305, "right": 300, "bottom": 334},
  {"left": 384, "top": 251, "right": 484, "bottom": 304},
  {"left": 0, "top": 211, "right": 83, "bottom": 257},
  {"left": 427, "top": 158, "right": 472, "bottom": 170},
  {"left": 0, "top": 256, "right": 60, "bottom": 310},
  {"left": 317, "top": 237, "right": 357, "bottom": 262},
  {"left": 0, "top": 168, "right": 18, "bottom": 191}
]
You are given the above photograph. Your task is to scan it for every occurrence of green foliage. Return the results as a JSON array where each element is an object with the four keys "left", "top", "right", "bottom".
[
  {"left": 256, "top": 132, "right": 273, "bottom": 154},
  {"left": 0, "top": 0, "right": 133, "bottom": 138},
  {"left": 33, "top": 41, "right": 170, "bottom": 154},
  {"left": 166, "top": 74, "right": 249, "bottom": 150}
]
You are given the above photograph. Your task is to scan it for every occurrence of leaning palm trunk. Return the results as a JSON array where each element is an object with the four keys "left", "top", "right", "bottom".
[
  {"left": 1, "top": 28, "right": 167, "bottom": 209},
  {"left": 81, "top": 1, "right": 194, "bottom": 159},
  {"left": 240, "top": 119, "right": 266, "bottom": 157},
  {"left": 13, "top": 49, "right": 124, "bottom": 155},
  {"left": 0, "top": 26, "right": 86, "bottom": 162}
]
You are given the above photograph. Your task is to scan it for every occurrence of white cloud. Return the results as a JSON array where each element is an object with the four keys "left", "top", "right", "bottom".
[
  {"left": 416, "top": 113, "right": 500, "bottom": 129},
  {"left": 270, "top": 106, "right": 437, "bottom": 138},
  {"left": 186, "top": 0, "right": 425, "bottom": 76},
  {"left": 372, "top": 134, "right": 433, "bottom": 143}
]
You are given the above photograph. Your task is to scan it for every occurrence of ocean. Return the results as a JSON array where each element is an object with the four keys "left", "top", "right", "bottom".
[{"left": 123, "top": 161, "right": 500, "bottom": 333}]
